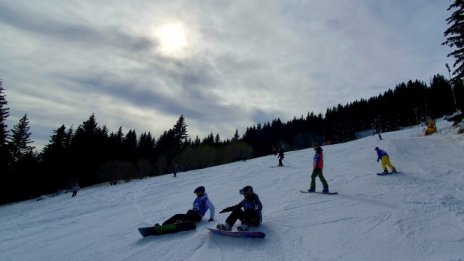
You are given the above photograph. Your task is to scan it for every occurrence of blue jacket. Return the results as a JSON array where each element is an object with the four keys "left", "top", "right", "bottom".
[
  {"left": 376, "top": 149, "right": 389, "bottom": 161},
  {"left": 192, "top": 193, "right": 215, "bottom": 220}
]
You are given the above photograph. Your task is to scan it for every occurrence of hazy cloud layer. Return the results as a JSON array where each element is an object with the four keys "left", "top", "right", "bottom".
[{"left": 0, "top": 0, "right": 452, "bottom": 149}]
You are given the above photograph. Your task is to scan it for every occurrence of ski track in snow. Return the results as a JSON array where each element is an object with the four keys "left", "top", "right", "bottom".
[{"left": 1, "top": 119, "right": 464, "bottom": 261}]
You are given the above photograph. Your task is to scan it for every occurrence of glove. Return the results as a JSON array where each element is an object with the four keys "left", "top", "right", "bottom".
[
  {"left": 377, "top": 159, "right": 379, "bottom": 162},
  {"left": 219, "top": 209, "right": 227, "bottom": 214},
  {"left": 208, "top": 218, "right": 214, "bottom": 221}
]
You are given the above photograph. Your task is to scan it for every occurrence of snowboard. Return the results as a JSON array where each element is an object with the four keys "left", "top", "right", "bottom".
[
  {"left": 299, "top": 190, "right": 338, "bottom": 195},
  {"left": 138, "top": 221, "right": 196, "bottom": 237},
  {"left": 207, "top": 228, "right": 266, "bottom": 238},
  {"left": 377, "top": 172, "right": 401, "bottom": 176}
]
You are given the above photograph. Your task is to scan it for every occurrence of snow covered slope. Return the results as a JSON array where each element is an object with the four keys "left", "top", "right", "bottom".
[{"left": 1, "top": 120, "right": 463, "bottom": 261}]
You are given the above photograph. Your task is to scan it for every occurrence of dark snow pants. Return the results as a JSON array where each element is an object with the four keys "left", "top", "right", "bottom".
[
  {"left": 225, "top": 208, "right": 261, "bottom": 227},
  {"left": 162, "top": 210, "right": 202, "bottom": 225},
  {"left": 310, "top": 168, "right": 328, "bottom": 191}
]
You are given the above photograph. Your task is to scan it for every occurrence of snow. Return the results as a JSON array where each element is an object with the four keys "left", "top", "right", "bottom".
[{"left": 1, "top": 119, "right": 464, "bottom": 261}]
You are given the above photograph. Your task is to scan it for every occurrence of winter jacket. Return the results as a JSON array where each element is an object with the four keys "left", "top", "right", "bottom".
[
  {"left": 313, "top": 152, "right": 323, "bottom": 170},
  {"left": 71, "top": 185, "right": 80, "bottom": 193},
  {"left": 192, "top": 193, "right": 215, "bottom": 220},
  {"left": 376, "top": 149, "right": 389, "bottom": 161},
  {"left": 222, "top": 193, "right": 263, "bottom": 222}
]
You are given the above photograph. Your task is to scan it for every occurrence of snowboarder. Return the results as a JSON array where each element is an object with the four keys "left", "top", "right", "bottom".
[
  {"left": 308, "top": 146, "right": 330, "bottom": 193},
  {"left": 375, "top": 147, "right": 397, "bottom": 174},
  {"left": 71, "top": 183, "right": 80, "bottom": 197},
  {"left": 278, "top": 148, "right": 285, "bottom": 166},
  {"left": 216, "top": 185, "right": 263, "bottom": 231},
  {"left": 158, "top": 186, "right": 215, "bottom": 226}
]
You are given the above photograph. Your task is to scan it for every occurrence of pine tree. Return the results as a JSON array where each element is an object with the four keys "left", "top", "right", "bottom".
[
  {"left": 0, "top": 80, "right": 10, "bottom": 170},
  {"left": 0, "top": 80, "right": 9, "bottom": 146},
  {"left": 232, "top": 129, "right": 240, "bottom": 141},
  {"left": 42, "top": 125, "right": 68, "bottom": 155},
  {"left": 443, "top": 0, "right": 464, "bottom": 82},
  {"left": 8, "top": 114, "right": 34, "bottom": 163},
  {"left": 41, "top": 125, "right": 71, "bottom": 191},
  {"left": 173, "top": 115, "right": 188, "bottom": 146}
]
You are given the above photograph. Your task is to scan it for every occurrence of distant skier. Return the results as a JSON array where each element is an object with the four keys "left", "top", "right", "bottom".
[
  {"left": 157, "top": 186, "right": 215, "bottom": 226},
  {"left": 271, "top": 145, "right": 278, "bottom": 155},
  {"left": 71, "top": 183, "right": 80, "bottom": 197},
  {"left": 374, "top": 147, "right": 397, "bottom": 174},
  {"left": 278, "top": 148, "right": 285, "bottom": 166},
  {"left": 173, "top": 163, "right": 178, "bottom": 177},
  {"left": 216, "top": 185, "right": 263, "bottom": 231},
  {"left": 308, "top": 146, "right": 330, "bottom": 193}
]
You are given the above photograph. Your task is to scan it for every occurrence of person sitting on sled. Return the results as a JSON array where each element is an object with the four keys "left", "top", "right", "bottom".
[
  {"left": 375, "top": 147, "right": 397, "bottom": 174},
  {"left": 308, "top": 146, "right": 330, "bottom": 193},
  {"left": 159, "top": 186, "right": 215, "bottom": 226},
  {"left": 216, "top": 185, "right": 263, "bottom": 231}
]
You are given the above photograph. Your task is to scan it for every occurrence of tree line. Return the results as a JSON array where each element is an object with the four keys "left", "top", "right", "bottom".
[{"left": 1, "top": 75, "right": 462, "bottom": 205}]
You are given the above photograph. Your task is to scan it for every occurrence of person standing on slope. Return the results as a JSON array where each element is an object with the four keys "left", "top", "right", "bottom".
[
  {"left": 216, "top": 185, "right": 263, "bottom": 231},
  {"left": 158, "top": 186, "right": 215, "bottom": 226},
  {"left": 278, "top": 148, "right": 285, "bottom": 166},
  {"left": 308, "top": 146, "right": 330, "bottom": 193},
  {"left": 71, "top": 183, "right": 80, "bottom": 197},
  {"left": 375, "top": 147, "right": 397, "bottom": 174}
]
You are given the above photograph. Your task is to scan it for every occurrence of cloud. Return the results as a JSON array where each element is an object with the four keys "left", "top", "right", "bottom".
[{"left": 0, "top": 0, "right": 453, "bottom": 150}]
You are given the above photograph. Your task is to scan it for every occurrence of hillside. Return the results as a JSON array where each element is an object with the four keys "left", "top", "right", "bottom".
[{"left": 1, "top": 119, "right": 463, "bottom": 261}]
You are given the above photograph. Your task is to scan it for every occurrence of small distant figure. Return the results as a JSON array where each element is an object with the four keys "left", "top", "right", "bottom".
[
  {"left": 374, "top": 147, "right": 397, "bottom": 174},
  {"left": 173, "top": 163, "right": 179, "bottom": 177},
  {"left": 271, "top": 145, "right": 277, "bottom": 155},
  {"left": 308, "top": 146, "right": 329, "bottom": 193},
  {"left": 424, "top": 119, "right": 437, "bottom": 136},
  {"left": 378, "top": 133, "right": 383, "bottom": 140},
  {"left": 71, "top": 183, "right": 80, "bottom": 197},
  {"left": 278, "top": 148, "right": 285, "bottom": 166}
]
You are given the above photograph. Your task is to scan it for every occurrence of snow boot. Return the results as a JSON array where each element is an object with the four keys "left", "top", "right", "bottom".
[
  {"left": 216, "top": 223, "right": 232, "bottom": 231},
  {"left": 322, "top": 188, "right": 329, "bottom": 194},
  {"left": 237, "top": 224, "right": 248, "bottom": 231},
  {"left": 307, "top": 189, "right": 315, "bottom": 193}
]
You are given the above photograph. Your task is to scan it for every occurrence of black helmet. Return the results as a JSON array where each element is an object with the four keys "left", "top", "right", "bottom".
[
  {"left": 194, "top": 186, "right": 205, "bottom": 194},
  {"left": 315, "top": 146, "right": 323, "bottom": 153},
  {"left": 239, "top": 185, "right": 253, "bottom": 195},
  {"left": 374, "top": 147, "right": 379, "bottom": 151}
]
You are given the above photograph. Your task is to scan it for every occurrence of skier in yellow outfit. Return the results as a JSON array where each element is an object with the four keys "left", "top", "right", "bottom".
[{"left": 375, "top": 147, "right": 397, "bottom": 174}]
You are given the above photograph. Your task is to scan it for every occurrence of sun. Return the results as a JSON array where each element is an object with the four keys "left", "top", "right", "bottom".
[{"left": 155, "top": 23, "right": 188, "bottom": 58}]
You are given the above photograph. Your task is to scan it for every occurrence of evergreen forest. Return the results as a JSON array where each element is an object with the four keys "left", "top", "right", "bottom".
[{"left": 1, "top": 75, "right": 463, "bottom": 205}]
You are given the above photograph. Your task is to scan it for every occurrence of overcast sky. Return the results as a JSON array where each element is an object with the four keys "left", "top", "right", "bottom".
[{"left": 0, "top": 0, "right": 453, "bottom": 150}]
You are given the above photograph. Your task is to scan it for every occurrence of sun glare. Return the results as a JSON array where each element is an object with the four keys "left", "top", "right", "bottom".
[{"left": 155, "top": 23, "right": 188, "bottom": 58}]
